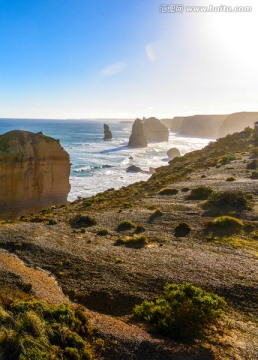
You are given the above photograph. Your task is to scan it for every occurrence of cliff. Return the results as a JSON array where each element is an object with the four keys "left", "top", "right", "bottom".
[
  {"left": 218, "top": 112, "right": 258, "bottom": 137},
  {"left": 0, "top": 130, "right": 70, "bottom": 218},
  {"left": 143, "top": 117, "right": 169, "bottom": 142},
  {"left": 103, "top": 124, "right": 112, "bottom": 140},
  {"left": 128, "top": 119, "right": 147, "bottom": 147}
]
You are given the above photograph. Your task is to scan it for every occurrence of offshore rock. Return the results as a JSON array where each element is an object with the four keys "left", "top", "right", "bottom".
[
  {"left": 128, "top": 119, "right": 147, "bottom": 147},
  {"left": 103, "top": 124, "right": 112, "bottom": 140},
  {"left": 143, "top": 117, "right": 169, "bottom": 142},
  {"left": 167, "top": 148, "right": 181, "bottom": 159},
  {"left": 0, "top": 130, "right": 70, "bottom": 219}
]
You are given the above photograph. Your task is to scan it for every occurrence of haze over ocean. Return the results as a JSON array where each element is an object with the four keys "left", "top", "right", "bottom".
[{"left": 0, "top": 119, "right": 211, "bottom": 200}]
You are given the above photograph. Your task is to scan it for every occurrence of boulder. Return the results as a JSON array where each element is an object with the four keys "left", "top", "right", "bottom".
[
  {"left": 126, "top": 165, "right": 144, "bottom": 173},
  {"left": 149, "top": 167, "right": 156, "bottom": 174},
  {"left": 143, "top": 117, "right": 169, "bottom": 142},
  {"left": 103, "top": 124, "right": 112, "bottom": 140},
  {"left": 128, "top": 119, "right": 147, "bottom": 147},
  {"left": 0, "top": 130, "right": 70, "bottom": 218},
  {"left": 167, "top": 148, "right": 181, "bottom": 159}
]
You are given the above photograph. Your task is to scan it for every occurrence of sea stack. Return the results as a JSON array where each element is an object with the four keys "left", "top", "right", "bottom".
[
  {"left": 103, "top": 124, "right": 112, "bottom": 140},
  {"left": 143, "top": 117, "right": 169, "bottom": 142},
  {"left": 0, "top": 130, "right": 70, "bottom": 218},
  {"left": 128, "top": 119, "right": 147, "bottom": 147},
  {"left": 167, "top": 148, "right": 181, "bottom": 159}
]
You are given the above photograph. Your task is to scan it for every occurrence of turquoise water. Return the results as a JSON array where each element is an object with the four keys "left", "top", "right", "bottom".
[{"left": 0, "top": 119, "right": 212, "bottom": 200}]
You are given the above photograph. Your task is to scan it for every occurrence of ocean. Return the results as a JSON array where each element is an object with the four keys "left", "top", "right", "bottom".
[{"left": 0, "top": 119, "right": 213, "bottom": 201}]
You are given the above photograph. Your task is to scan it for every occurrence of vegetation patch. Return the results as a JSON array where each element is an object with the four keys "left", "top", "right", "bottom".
[
  {"left": 226, "top": 176, "right": 236, "bottom": 182},
  {"left": 158, "top": 188, "right": 178, "bottom": 196},
  {"left": 174, "top": 223, "right": 191, "bottom": 237},
  {"left": 0, "top": 289, "right": 94, "bottom": 360},
  {"left": 246, "top": 159, "right": 257, "bottom": 170},
  {"left": 204, "top": 190, "right": 250, "bottom": 211},
  {"left": 117, "top": 220, "right": 136, "bottom": 231},
  {"left": 70, "top": 214, "right": 97, "bottom": 228},
  {"left": 134, "top": 283, "right": 226, "bottom": 340},
  {"left": 115, "top": 235, "right": 149, "bottom": 249},
  {"left": 205, "top": 216, "right": 244, "bottom": 236},
  {"left": 97, "top": 229, "right": 109, "bottom": 236},
  {"left": 149, "top": 209, "right": 163, "bottom": 223},
  {"left": 251, "top": 171, "right": 258, "bottom": 179},
  {"left": 187, "top": 185, "right": 213, "bottom": 200}
]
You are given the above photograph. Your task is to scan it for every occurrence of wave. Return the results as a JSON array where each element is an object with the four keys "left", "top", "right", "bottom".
[{"left": 73, "top": 164, "right": 114, "bottom": 173}]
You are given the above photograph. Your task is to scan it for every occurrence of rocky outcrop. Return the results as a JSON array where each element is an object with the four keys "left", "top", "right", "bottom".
[
  {"left": 143, "top": 117, "right": 169, "bottom": 142},
  {"left": 103, "top": 124, "right": 112, "bottom": 140},
  {"left": 0, "top": 130, "right": 70, "bottom": 218},
  {"left": 126, "top": 165, "right": 148, "bottom": 174},
  {"left": 167, "top": 148, "right": 180, "bottom": 159},
  {"left": 128, "top": 119, "right": 147, "bottom": 147}
]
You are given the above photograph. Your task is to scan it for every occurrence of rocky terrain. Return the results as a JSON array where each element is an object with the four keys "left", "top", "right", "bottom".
[
  {"left": 0, "top": 128, "right": 257, "bottom": 359},
  {"left": 0, "top": 130, "right": 70, "bottom": 219}
]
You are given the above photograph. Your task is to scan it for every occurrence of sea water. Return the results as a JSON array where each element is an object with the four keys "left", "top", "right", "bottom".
[{"left": 0, "top": 119, "right": 213, "bottom": 201}]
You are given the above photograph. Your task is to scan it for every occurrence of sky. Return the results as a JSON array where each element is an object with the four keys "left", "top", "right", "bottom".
[{"left": 0, "top": 0, "right": 257, "bottom": 119}]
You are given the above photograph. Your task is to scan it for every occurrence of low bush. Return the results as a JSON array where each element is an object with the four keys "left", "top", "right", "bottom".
[
  {"left": 97, "top": 229, "right": 109, "bottom": 236},
  {"left": 246, "top": 159, "right": 257, "bottom": 170},
  {"left": 117, "top": 220, "right": 136, "bottom": 231},
  {"left": 159, "top": 188, "right": 178, "bottom": 196},
  {"left": 205, "top": 216, "right": 244, "bottom": 236},
  {"left": 134, "top": 283, "right": 226, "bottom": 340},
  {"left": 226, "top": 176, "right": 236, "bottom": 182},
  {"left": 149, "top": 209, "right": 163, "bottom": 223},
  {"left": 204, "top": 190, "right": 249, "bottom": 211},
  {"left": 187, "top": 186, "right": 213, "bottom": 200},
  {"left": 174, "top": 223, "right": 191, "bottom": 237},
  {"left": 70, "top": 215, "right": 97, "bottom": 228},
  {"left": 251, "top": 171, "right": 258, "bottom": 179},
  {"left": 115, "top": 235, "right": 149, "bottom": 249},
  {"left": 0, "top": 291, "right": 94, "bottom": 360},
  {"left": 181, "top": 187, "right": 190, "bottom": 192}
]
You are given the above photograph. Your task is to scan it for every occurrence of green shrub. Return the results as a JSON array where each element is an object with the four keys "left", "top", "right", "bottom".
[
  {"left": 205, "top": 190, "right": 249, "bottom": 210},
  {"left": 134, "top": 225, "right": 145, "bottom": 234},
  {"left": 149, "top": 209, "right": 163, "bottom": 223},
  {"left": 246, "top": 159, "right": 257, "bottom": 170},
  {"left": 123, "top": 202, "right": 133, "bottom": 209},
  {"left": 48, "top": 219, "right": 57, "bottom": 225},
  {"left": 159, "top": 188, "right": 178, "bottom": 196},
  {"left": 0, "top": 293, "right": 94, "bottom": 360},
  {"left": 134, "top": 283, "right": 226, "bottom": 340},
  {"left": 206, "top": 216, "right": 244, "bottom": 236},
  {"left": 97, "top": 229, "right": 109, "bottom": 236},
  {"left": 115, "top": 235, "right": 149, "bottom": 249},
  {"left": 226, "top": 176, "right": 236, "bottom": 182},
  {"left": 117, "top": 220, "right": 136, "bottom": 231},
  {"left": 181, "top": 187, "right": 190, "bottom": 192},
  {"left": 70, "top": 215, "right": 97, "bottom": 228},
  {"left": 187, "top": 186, "right": 213, "bottom": 200},
  {"left": 174, "top": 223, "right": 191, "bottom": 237},
  {"left": 251, "top": 171, "right": 258, "bottom": 179},
  {"left": 220, "top": 154, "right": 237, "bottom": 165}
]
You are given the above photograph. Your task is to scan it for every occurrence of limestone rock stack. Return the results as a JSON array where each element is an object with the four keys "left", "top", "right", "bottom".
[
  {"left": 103, "top": 124, "right": 112, "bottom": 140},
  {"left": 0, "top": 130, "right": 70, "bottom": 218},
  {"left": 128, "top": 119, "right": 147, "bottom": 147},
  {"left": 143, "top": 117, "right": 169, "bottom": 142}
]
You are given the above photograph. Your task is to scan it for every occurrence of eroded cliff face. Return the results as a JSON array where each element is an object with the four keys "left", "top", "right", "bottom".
[{"left": 0, "top": 130, "right": 70, "bottom": 218}]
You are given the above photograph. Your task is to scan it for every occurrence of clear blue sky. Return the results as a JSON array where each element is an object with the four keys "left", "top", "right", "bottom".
[{"left": 0, "top": 0, "right": 257, "bottom": 118}]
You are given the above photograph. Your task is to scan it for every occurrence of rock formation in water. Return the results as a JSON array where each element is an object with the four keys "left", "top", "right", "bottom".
[
  {"left": 167, "top": 148, "right": 181, "bottom": 159},
  {"left": 128, "top": 119, "right": 147, "bottom": 147},
  {"left": 103, "top": 124, "right": 112, "bottom": 140},
  {"left": 0, "top": 130, "right": 70, "bottom": 218},
  {"left": 143, "top": 117, "right": 169, "bottom": 142}
]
